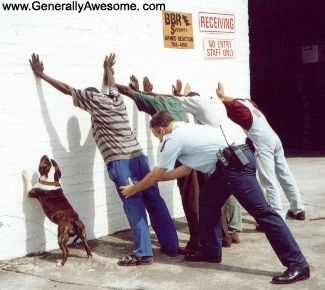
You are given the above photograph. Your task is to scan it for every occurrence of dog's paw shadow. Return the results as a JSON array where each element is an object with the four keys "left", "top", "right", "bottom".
[{"left": 37, "top": 251, "right": 87, "bottom": 264}]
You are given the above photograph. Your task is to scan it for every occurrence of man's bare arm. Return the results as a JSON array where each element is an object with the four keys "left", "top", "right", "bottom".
[
  {"left": 172, "top": 79, "right": 182, "bottom": 96},
  {"left": 29, "top": 53, "right": 72, "bottom": 95},
  {"left": 136, "top": 75, "right": 175, "bottom": 97},
  {"left": 104, "top": 53, "right": 116, "bottom": 88},
  {"left": 120, "top": 167, "right": 167, "bottom": 198},
  {"left": 143, "top": 76, "right": 153, "bottom": 93},
  {"left": 116, "top": 83, "right": 137, "bottom": 99},
  {"left": 216, "top": 82, "right": 234, "bottom": 102},
  {"left": 159, "top": 165, "right": 192, "bottom": 181},
  {"left": 172, "top": 79, "right": 200, "bottom": 97}
]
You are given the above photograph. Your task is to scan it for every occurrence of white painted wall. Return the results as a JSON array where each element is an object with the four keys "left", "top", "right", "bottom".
[{"left": 0, "top": 0, "right": 250, "bottom": 260}]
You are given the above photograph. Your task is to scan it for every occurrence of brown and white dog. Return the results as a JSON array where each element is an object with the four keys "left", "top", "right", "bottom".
[{"left": 22, "top": 155, "right": 92, "bottom": 266}]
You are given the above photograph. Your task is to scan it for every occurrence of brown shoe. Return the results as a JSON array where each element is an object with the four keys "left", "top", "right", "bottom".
[
  {"left": 222, "top": 237, "right": 232, "bottom": 247},
  {"left": 230, "top": 232, "right": 240, "bottom": 244}
]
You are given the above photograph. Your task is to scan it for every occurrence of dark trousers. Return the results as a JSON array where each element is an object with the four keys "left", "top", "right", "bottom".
[
  {"left": 177, "top": 163, "right": 230, "bottom": 248},
  {"left": 199, "top": 148, "right": 308, "bottom": 269},
  {"left": 176, "top": 161, "right": 199, "bottom": 247}
]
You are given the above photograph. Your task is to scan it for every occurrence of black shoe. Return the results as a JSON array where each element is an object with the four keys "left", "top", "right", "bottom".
[
  {"left": 272, "top": 266, "right": 310, "bottom": 284},
  {"left": 183, "top": 241, "right": 199, "bottom": 254},
  {"left": 287, "top": 210, "right": 306, "bottom": 220},
  {"left": 160, "top": 247, "right": 184, "bottom": 257},
  {"left": 185, "top": 252, "right": 222, "bottom": 263}
]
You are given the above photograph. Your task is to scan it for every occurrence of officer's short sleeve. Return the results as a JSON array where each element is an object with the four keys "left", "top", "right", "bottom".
[{"left": 157, "top": 137, "right": 182, "bottom": 170}]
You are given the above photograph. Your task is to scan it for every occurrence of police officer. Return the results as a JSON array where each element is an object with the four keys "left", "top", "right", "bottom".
[{"left": 120, "top": 111, "right": 310, "bottom": 284}]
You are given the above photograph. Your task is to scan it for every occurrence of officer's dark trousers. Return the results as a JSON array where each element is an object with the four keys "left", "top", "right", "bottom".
[{"left": 199, "top": 148, "right": 308, "bottom": 269}]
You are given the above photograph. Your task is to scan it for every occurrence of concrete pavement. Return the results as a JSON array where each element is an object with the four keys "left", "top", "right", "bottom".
[{"left": 1, "top": 156, "right": 325, "bottom": 290}]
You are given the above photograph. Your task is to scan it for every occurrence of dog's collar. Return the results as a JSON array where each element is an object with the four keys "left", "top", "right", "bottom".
[{"left": 38, "top": 179, "right": 61, "bottom": 187}]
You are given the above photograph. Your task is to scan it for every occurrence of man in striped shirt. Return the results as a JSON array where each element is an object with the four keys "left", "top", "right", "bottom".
[
  {"left": 115, "top": 75, "right": 200, "bottom": 254},
  {"left": 29, "top": 53, "right": 180, "bottom": 266}
]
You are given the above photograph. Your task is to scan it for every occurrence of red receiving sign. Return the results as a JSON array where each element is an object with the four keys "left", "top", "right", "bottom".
[
  {"left": 199, "top": 12, "right": 235, "bottom": 33},
  {"left": 203, "top": 39, "right": 236, "bottom": 59}
]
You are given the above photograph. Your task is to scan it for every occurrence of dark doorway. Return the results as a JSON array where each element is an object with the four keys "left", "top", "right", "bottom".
[{"left": 249, "top": 0, "right": 325, "bottom": 151}]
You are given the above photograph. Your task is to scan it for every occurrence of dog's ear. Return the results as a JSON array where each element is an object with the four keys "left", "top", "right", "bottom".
[
  {"left": 39, "top": 156, "right": 51, "bottom": 178},
  {"left": 50, "top": 159, "right": 61, "bottom": 181}
]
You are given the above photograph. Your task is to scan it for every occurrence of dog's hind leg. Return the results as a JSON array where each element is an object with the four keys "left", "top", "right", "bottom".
[
  {"left": 74, "top": 220, "right": 92, "bottom": 258},
  {"left": 57, "top": 224, "right": 72, "bottom": 266},
  {"left": 80, "top": 231, "right": 92, "bottom": 258}
]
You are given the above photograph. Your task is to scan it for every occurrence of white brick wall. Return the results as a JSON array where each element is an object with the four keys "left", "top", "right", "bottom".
[{"left": 0, "top": 0, "right": 250, "bottom": 260}]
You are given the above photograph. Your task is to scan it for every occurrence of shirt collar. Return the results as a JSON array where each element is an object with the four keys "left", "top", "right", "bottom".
[
  {"left": 171, "top": 121, "right": 185, "bottom": 131},
  {"left": 161, "top": 122, "right": 184, "bottom": 143}
]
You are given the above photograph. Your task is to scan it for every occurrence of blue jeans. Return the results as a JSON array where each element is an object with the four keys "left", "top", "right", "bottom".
[
  {"left": 107, "top": 155, "right": 179, "bottom": 257},
  {"left": 199, "top": 148, "right": 308, "bottom": 269}
]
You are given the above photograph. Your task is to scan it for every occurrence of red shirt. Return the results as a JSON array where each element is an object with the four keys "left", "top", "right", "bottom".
[{"left": 223, "top": 99, "right": 259, "bottom": 130}]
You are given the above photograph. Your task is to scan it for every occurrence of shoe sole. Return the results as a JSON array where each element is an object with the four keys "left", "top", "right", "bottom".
[
  {"left": 286, "top": 216, "right": 306, "bottom": 221},
  {"left": 187, "top": 260, "right": 222, "bottom": 263},
  {"left": 271, "top": 274, "right": 310, "bottom": 284},
  {"left": 117, "top": 257, "right": 153, "bottom": 266},
  {"left": 118, "top": 261, "right": 153, "bottom": 266}
]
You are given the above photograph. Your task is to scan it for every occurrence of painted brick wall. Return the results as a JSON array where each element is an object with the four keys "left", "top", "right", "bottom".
[{"left": 0, "top": 0, "right": 250, "bottom": 260}]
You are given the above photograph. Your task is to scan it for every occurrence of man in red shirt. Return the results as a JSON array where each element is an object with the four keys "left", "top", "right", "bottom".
[{"left": 216, "top": 82, "right": 305, "bottom": 226}]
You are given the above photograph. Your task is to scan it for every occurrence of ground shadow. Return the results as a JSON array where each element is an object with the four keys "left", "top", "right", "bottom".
[
  {"left": 286, "top": 149, "right": 325, "bottom": 157},
  {"left": 88, "top": 227, "right": 278, "bottom": 278}
]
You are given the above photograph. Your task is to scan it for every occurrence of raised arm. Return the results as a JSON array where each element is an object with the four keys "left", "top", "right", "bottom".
[
  {"left": 143, "top": 76, "right": 154, "bottom": 94},
  {"left": 29, "top": 53, "right": 72, "bottom": 95},
  {"left": 172, "top": 79, "right": 183, "bottom": 96},
  {"left": 143, "top": 76, "right": 177, "bottom": 97},
  {"left": 104, "top": 53, "right": 116, "bottom": 88},
  {"left": 102, "top": 53, "right": 138, "bottom": 99},
  {"left": 172, "top": 80, "right": 200, "bottom": 97},
  {"left": 115, "top": 74, "right": 139, "bottom": 99},
  {"left": 216, "top": 82, "right": 234, "bottom": 102}
]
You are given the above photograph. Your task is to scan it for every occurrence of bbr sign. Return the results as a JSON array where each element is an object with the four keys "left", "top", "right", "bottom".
[{"left": 162, "top": 10, "right": 194, "bottom": 49}]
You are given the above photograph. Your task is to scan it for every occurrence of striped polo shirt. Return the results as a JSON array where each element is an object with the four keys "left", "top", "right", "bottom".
[{"left": 71, "top": 87, "right": 143, "bottom": 164}]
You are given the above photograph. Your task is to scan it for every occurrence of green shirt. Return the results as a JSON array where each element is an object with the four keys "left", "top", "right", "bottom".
[{"left": 134, "top": 92, "right": 189, "bottom": 122}]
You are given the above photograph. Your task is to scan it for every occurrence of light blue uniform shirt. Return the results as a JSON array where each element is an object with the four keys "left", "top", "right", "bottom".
[{"left": 157, "top": 122, "right": 246, "bottom": 173}]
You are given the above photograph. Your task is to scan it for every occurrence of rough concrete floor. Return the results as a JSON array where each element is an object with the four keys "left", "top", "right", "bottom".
[{"left": 1, "top": 157, "right": 325, "bottom": 290}]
